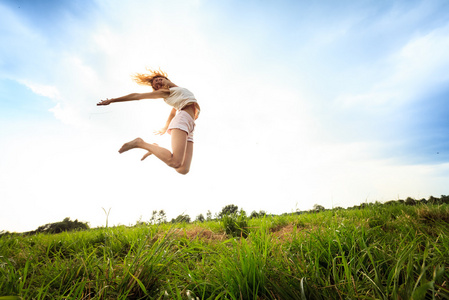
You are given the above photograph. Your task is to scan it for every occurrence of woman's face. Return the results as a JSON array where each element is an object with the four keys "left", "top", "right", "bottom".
[{"left": 152, "top": 77, "right": 168, "bottom": 90}]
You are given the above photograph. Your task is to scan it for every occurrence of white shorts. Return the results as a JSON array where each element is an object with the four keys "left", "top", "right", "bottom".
[{"left": 167, "top": 110, "right": 195, "bottom": 142}]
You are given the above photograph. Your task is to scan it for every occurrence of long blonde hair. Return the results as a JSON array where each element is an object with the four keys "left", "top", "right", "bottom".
[{"left": 132, "top": 68, "right": 169, "bottom": 89}]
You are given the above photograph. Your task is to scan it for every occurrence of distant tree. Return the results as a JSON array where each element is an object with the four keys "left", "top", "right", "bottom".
[
  {"left": 428, "top": 196, "right": 440, "bottom": 204},
  {"left": 34, "top": 217, "right": 89, "bottom": 234},
  {"left": 150, "top": 210, "right": 158, "bottom": 224},
  {"left": 384, "top": 200, "right": 397, "bottom": 206},
  {"left": 196, "top": 214, "right": 205, "bottom": 222},
  {"left": 418, "top": 198, "right": 427, "bottom": 204},
  {"left": 249, "top": 210, "right": 266, "bottom": 218},
  {"left": 157, "top": 210, "right": 167, "bottom": 224},
  {"left": 172, "top": 214, "right": 191, "bottom": 223},
  {"left": 313, "top": 204, "right": 325, "bottom": 212},
  {"left": 219, "top": 204, "right": 239, "bottom": 218},
  {"left": 250, "top": 211, "right": 259, "bottom": 218},
  {"left": 206, "top": 210, "right": 212, "bottom": 221},
  {"left": 405, "top": 197, "right": 416, "bottom": 206},
  {"left": 441, "top": 195, "right": 449, "bottom": 204}
]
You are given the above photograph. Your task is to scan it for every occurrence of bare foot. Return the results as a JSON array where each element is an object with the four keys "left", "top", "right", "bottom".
[
  {"left": 141, "top": 143, "right": 158, "bottom": 161},
  {"left": 119, "top": 138, "right": 144, "bottom": 153}
]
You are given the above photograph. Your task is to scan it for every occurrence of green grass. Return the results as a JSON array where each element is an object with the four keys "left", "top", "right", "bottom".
[{"left": 1, "top": 203, "right": 449, "bottom": 299}]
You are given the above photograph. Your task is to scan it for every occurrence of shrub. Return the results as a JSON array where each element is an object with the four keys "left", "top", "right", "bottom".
[
  {"left": 31, "top": 217, "right": 89, "bottom": 235},
  {"left": 195, "top": 214, "right": 205, "bottom": 222},
  {"left": 417, "top": 206, "right": 449, "bottom": 224},
  {"left": 219, "top": 204, "right": 239, "bottom": 218},
  {"left": 250, "top": 210, "right": 259, "bottom": 218},
  {"left": 405, "top": 197, "right": 417, "bottom": 206},
  {"left": 171, "top": 214, "right": 191, "bottom": 223},
  {"left": 222, "top": 209, "right": 249, "bottom": 238},
  {"left": 313, "top": 204, "right": 325, "bottom": 212},
  {"left": 428, "top": 196, "right": 440, "bottom": 204},
  {"left": 250, "top": 210, "right": 267, "bottom": 219}
]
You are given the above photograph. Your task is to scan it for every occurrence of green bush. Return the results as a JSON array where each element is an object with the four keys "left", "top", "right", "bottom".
[
  {"left": 222, "top": 209, "right": 249, "bottom": 238},
  {"left": 29, "top": 217, "right": 89, "bottom": 235}
]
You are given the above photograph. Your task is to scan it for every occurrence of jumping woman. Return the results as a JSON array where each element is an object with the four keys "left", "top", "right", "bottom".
[{"left": 97, "top": 69, "right": 200, "bottom": 175}]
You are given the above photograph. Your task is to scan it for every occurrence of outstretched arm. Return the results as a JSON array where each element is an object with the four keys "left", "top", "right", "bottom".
[
  {"left": 154, "top": 108, "right": 177, "bottom": 135},
  {"left": 97, "top": 89, "right": 170, "bottom": 105}
]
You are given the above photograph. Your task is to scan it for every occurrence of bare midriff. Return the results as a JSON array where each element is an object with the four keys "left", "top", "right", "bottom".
[{"left": 181, "top": 103, "right": 198, "bottom": 120}]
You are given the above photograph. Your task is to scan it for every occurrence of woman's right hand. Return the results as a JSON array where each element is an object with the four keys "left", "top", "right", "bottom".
[{"left": 97, "top": 98, "right": 114, "bottom": 106}]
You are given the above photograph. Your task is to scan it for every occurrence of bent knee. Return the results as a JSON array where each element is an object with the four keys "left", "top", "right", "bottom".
[{"left": 176, "top": 167, "right": 190, "bottom": 175}]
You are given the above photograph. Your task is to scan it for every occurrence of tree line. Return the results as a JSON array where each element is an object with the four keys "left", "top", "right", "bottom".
[{"left": 1, "top": 195, "right": 448, "bottom": 236}]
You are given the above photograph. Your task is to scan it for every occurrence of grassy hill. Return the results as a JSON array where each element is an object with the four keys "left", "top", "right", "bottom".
[{"left": 1, "top": 202, "right": 448, "bottom": 299}]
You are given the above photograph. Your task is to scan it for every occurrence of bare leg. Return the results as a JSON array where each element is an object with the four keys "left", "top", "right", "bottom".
[
  {"left": 141, "top": 143, "right": 158, "bottom": 161},
  {"left": 119, "top": 129, "right": 191, "bottom": 173},
  {"left": 175, "top": 141, "right": 193, "bottom": 175}
]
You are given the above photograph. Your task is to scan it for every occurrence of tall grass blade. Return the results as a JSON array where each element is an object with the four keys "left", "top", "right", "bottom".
[{"left": 129, "top": 271, "right": 149, "bottom": 296}]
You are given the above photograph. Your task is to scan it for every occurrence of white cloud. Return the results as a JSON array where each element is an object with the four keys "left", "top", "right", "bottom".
[
  {"left": 337, "top": 23, "right": 449, "bottom": 110},
  {"left": 391, "top": 24, "right": 449, "bottom": 87},
  {"left": 18, "top": 80, "right": 61, "bottom": 99}
]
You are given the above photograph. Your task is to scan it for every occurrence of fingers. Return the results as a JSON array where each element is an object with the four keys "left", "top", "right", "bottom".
[
  {"left": 153, "top": 129, "right": 167, "bottom": 135},
  {"left": 97, "top": 99, "right": 111, "bottom": 106}
]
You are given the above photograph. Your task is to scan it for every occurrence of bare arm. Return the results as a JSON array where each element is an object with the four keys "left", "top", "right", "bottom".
[
  {"left": 154, "top": 108, "right": 177, "bottom": 135},
  {"left": 97, "top": 89, "right": 170, "bottom": 105}
]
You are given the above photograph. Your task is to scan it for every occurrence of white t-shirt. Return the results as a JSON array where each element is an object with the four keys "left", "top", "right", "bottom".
[{"left": 164, "top": 87, "right": 200, "bottom": 119}]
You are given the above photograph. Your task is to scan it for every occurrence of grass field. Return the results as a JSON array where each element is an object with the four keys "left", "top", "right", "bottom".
[{"left": 1, "top": 202, "right": 448, "bottom": 299}]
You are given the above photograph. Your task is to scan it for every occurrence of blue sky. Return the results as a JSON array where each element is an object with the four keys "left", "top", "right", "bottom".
[{"left": 1, "top": 0, "right": 448, "bottom": 232}]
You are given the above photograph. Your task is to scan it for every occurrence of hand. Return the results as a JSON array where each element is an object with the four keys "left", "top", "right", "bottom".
[
  {"left": 154, "top": 127, "right": 167, "bottom": 135},
  {"left": 97, "top": 98, "right": 114, "bottom": 106}
]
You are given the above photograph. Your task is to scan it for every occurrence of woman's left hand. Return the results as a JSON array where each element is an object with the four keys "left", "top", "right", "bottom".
[{"left": 154, "top": 127, "right": 167, "bottom": 135}]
